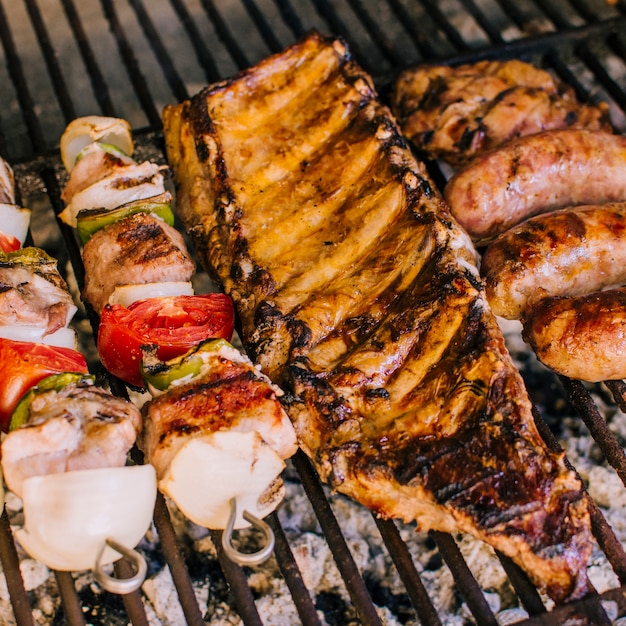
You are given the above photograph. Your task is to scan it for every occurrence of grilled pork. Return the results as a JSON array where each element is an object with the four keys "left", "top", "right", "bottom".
[
  {"left": 163, "top": 32, "right": 592, "bottom": 602},
  {"left": 81, "top": 211, "right": 195, "bottom": 313},
  {"left": 1, "top": 379, "right": 142, "bottom": 499},
  {"left": 0, "top": 158, "right": 15, "bottom": 204},
  {"left": 391, "top": 58, "right": 612, "bottom": 166},
  {"left": 141, "top": 340, "right": 298, "bottom": 529},
  {"left": 0, "top": 248, "right": 77, "bottom": 333}
]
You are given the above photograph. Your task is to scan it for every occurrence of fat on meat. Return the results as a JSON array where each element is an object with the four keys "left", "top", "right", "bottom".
[
  {"left": 81, "top": 211, "right": 195, "bottom": 312},
  {"left": 163, "top": 32, "right": 592, "bottom": 604},
  {"left": 1, "top": 382, "right": 142, "bottom": 499}
]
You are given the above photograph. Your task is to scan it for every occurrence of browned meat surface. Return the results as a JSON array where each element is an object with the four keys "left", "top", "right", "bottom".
[
  {"left": 481, "top": 203, "right": 626, "bottom": 319},
  {"left": 444, "top": 129, "right": 626, "bottom": 244},
  {"left": 163, "top": 32, "right": 592, "bottom": 603},
  {"left": 0, "top": 158, "right": 15, "bottom": 204},
  {"left": 522, "top": 288, "right": 626, "bottom": 382},
  {"left": 141, "top": 353, "right": 297, "bottom": 478},
  {"left": 0, "top": 253, "right": 77, "bottom": 333},
  {"left": 1, "top": 381, "right": 141, "bottom": 499},
  {"left": 391, "top": 59, "right": 612, "bottom": 166},
  {"left": 81, "top": 212, "right": 195, "bottom": 312}
]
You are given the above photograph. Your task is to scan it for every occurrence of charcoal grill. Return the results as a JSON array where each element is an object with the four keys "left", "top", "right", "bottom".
[{"left": 2, "top": 1, "right": 626, "bottom": 625}]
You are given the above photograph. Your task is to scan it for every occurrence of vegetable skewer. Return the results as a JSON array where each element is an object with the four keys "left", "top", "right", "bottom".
[{"left": 59, "top": 116, "right": 298, "bottom": 565}]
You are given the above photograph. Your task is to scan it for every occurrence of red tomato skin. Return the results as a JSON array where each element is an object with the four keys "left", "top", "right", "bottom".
[
  {"left": 0, "top": 338, "right": 88, "bottom": 431},
  {"left": 97, "top": 294, "right": 235, "bottom": 388},
  {"left": 0, "top": 232, "right": 21, "bottom": 253}
]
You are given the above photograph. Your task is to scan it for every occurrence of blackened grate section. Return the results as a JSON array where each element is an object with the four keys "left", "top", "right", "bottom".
[{"left": 2, "top": 2, "right": 626, "bottom": 626}]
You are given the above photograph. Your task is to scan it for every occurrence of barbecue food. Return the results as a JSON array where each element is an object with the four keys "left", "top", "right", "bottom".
[
  {"left": 163, "top": 32, "right": 592, "bottom": 603},
  {"left": 391, "top": 59, "right": 612, "bottom": 166},
  {"left": 1, "top": 376, "right": 142, "bottom": 499},
  {"left": 140, "top": 339, "right": 298, "bottom": 529},
  {"left": 481, "top": 203, "right": 626, "bottom": 319},
  {"left": 0, "top": 247, "right": 77, "bottom": 335},
  {"left": 522, "top": 288, "right": 626, "bottom": 382},
  {"left": 81, "top": 211, "right": 195, "bottom": 313},
  {"left": 444, "top": 129, "right": 626, "bottom": 244}
]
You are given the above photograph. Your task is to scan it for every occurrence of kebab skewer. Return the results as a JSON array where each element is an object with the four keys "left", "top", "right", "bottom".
[
  {"left": 0, "top": 163, "right": 156, "bottom": 593},
  {"left": 59, "top": 116, "right": 298, "bottom": 563}
]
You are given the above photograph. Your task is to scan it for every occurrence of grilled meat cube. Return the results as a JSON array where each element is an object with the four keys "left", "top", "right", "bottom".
[
  {"left": 163, "top": 32, "right": 592, "bottom": 603},
  {"left": 0, "top": 157, "right": 15, "bottom": 204},
  {"left": 1, "top": 380, "right": 141, "bottom": 499},
  {"left": 0, "top": 248, "right": 77, "bottom": 333},
  {"left": 81, "top": 211, "right": 195, "bottom": 313},
  {"left": 141, "top": 346, "right": 297, "bottom": 529},
  {"left": 391, "top": 58, "right": 612, "bottom": 166}
]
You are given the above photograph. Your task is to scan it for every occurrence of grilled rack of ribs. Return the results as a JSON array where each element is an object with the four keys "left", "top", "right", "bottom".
[{"left": 163, "top": 31, "right": 592, "bottom": 604}]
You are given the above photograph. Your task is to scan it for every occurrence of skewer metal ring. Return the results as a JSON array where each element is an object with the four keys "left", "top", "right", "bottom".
[
  {"left": 221, "top": 498, "right": 275, "bottom": 566},
  {"left": 93, "top": 538, "right": 148, "bottom": 594}
]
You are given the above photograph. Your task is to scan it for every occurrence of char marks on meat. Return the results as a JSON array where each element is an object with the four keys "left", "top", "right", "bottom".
[
  {"left": 163, "top": 32, "right": 592, "bottom": 603},
  {"left": 81, "top": 211, "right": 196, "bottom": 312},
  {"left": 391, "top": 59, "right": 612, "bottom": 166}
]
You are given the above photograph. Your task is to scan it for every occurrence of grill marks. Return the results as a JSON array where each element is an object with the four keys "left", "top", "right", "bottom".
[{"left": 163, "top": 32, "right": 592, "bottom": 604}]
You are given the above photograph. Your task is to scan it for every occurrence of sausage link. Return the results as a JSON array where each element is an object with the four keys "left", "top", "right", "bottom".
[
  {"left": 481, "top": 203, "right": 626, "bottom": 319},
  {"left": 522, "top": 288, "right": 626, "bottom": 382},
  {"left": 444, "top": 129, "right": 626, "bottom": 244}
]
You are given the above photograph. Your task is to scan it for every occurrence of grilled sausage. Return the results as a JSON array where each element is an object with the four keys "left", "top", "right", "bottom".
[
  {"left": 444, "top": 129, "right": 626, "bottom": 244},
  {"left": 522, "top": 288, "right": 626, "bottom": 382},
  {"left": 481, "top": 203, "right": 626, "bottom": 319}
]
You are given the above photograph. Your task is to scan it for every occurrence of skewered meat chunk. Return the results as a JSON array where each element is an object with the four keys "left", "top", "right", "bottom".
[
  {"left": 163, "top": 32, "right": 592, "bottom": 603},
  {"left": 391, "top": 58, "right": 612, "bottom": 166},
  {"left": 81, "top": 211, "right": 196, "bottom": 313},
  {"left": 1, "top": 379, "right": 142, "bottom": 499}
]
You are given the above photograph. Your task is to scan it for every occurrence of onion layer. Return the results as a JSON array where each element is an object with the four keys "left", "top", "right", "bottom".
[
  {"left": 108, "top": 281, "right": 194, "bottom": 307},
  {"left": 60, "top": 116, "right": 134, "bottom": 172},
  {"left": 15, "top": 465, "right": 156, "bottom": 572},
  {"left": 0, "top": 204, "right": 31, "bottom": 244},
  {"left": 159, "top": 431, "right": 286, "bottom": 530}
]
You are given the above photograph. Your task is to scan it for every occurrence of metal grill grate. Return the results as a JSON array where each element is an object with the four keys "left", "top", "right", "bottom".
[{"left": 2, "top": 1, "right": 626, "bottom": 625}]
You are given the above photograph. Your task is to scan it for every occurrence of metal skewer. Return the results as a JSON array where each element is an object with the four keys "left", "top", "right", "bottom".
[{"left": 93, "top": 538, "right": 148, "bottom": 594}]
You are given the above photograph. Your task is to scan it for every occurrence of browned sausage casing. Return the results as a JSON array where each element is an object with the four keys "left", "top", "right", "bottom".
[
  {"left": 444, "top": 129, "right": 626, "bottom": 244},
  {"left": 481, "top": 203, "right": 626, "bottom": 319},
  {"left": 522, "top": 288, "right": 626, "bottom": 382}
]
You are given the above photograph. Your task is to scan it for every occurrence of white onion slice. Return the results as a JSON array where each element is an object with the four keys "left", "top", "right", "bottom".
[
  {"left": 159, "top": 431, "right": 286, "bottom": 530},
  {"left": 60, "top": 116, "right": 134, "bottom": 173},
  {"left": 0, "top": 325, "right": 77, "bottom": 349},
  {"left": 15, "top": 465, "right": 156, "bottom": 572},
  {"left": 0, "top": 204, "right": 29, "bottom": 244},
  {"left": 58, "top": 161, "right": 166, "bottom": 227},
  {"left": 108, "top": 281, "right": 194, "bottom": 307}
]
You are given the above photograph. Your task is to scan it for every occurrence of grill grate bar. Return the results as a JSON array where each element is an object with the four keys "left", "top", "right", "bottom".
[
  {"left": 267, "top": 512, "right": 324, "bottom": 626},
  {"left": 199, "top": 0, "right": 251, "bottom": 71},
  {"left": 167, "top": 0, "right": 222, "bottom": 84},
  {"left": 374, "top": 517, "right": 444, "bottom": 626},
  {"left": 241, "top": 0, "right": 284, "bottom": 54},
  {"left": 430, "top": 530, "right": 500, "bottom": 626},
  {"left": 127, "top": 0, "right": 190, "bottom": 103},
  {"left": 59, "top": 0, "right": 117, "bottom": 118},
  {"left": 55, "top": 571, "right": 87, "bottom": 626},
  {"left": 291, "top": 449, "right": 384, "bottom": 626},
  {"left": 270, "top": 0, "right": 307, "bottom": 40},
  {"left": 495, "top": 554, "right": 547, "bottom": 617},
  {"left": 0, "top": 0, "right": 44, "bottom": 154},
  {"left": 0, "top": 509, "right": 34, "bottom": 626},
  {"left": 23, "top": 0, "right": 76, "bottom": 124},
  {"left": 99, "top": 0, "right": 161, "bottom": 127}
]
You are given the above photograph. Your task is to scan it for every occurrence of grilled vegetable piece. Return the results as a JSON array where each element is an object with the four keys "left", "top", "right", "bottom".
[
  {"left": 391, "top": 58, "right": 612, "bottom": 166},
  {"left": 81, "top": 211, "right": 195, "bottom": 313},
  {"left": 140, "top": 339, "right": 298, "bottom": 529},
  {"left": 97, "top": 293, "right": 235, "bottom": 387},
  {"left": 163, "top": 31, "right": 592, "bottom": 603},
  {"left": 75, "top": 191, "right": 175, "bottom": 244},
  {"left": 60, "top": 115, "right": 134, "bottom": 173},
  {"left": 1, "top": 374, "right": 142, "bottom": 498}
]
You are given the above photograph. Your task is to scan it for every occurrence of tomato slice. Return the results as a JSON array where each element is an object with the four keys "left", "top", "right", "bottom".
[
  {"left": 97, "top": 293, "right": 235, "bottom": 388},
  {"left": 0, "top": 231, "right": 21, "bottom": 253},
  {"left": 0, "top": 338, "right": 89, "bottom": 432}
]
